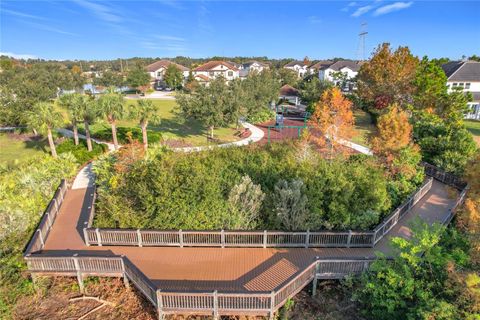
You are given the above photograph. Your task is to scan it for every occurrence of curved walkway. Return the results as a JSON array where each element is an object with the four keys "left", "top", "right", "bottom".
[{"left": 41, "top": 179, "right": 456, "bottom": 293}]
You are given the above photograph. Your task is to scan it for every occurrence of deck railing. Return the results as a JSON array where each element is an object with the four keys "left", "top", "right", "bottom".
[
  {"left": 24, "top": 163, "right": 469, "bottom": 319},
  {"left": 84, "top": 178, "right": 434, "bottom": 248},
  {"left": 373, "top": 178, "right": 433, "bottom": 245},
  {"left": 422, "top": 162, "right": 467, "bottom": 190},
  {"left": 24, "top": 180, "right": 68, "bottom": 255},
  {"left": 25, "top": 252, "right": 373, "bottom": 318}
]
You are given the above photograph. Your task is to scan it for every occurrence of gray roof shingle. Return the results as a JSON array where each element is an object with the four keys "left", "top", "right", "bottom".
[{"left": 442, "top": 61, "right": 480, "bottom": 82}]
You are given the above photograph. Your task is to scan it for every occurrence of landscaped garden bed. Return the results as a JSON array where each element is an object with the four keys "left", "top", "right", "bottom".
[{"left": 92, "top": 141, "right": 424, "bottom": 232}]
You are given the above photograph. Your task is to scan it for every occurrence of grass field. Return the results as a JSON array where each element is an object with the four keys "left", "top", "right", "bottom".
[
  {"left": 352, "top": 109, "right": 376, "bottom": 147},
  {"left": 74, "top": 99, "right": 240, "bottom": 147},
  {"left": 0, "top": 133, "right": 49, "bottom": 165},
  {"left": 465, "top": 119, "right": 480, "bottom": 146}
]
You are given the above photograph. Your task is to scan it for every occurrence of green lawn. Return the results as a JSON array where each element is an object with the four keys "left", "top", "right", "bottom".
[
  {"left": 352, "top": 109, "right": 376, "bottom": 147},
  {"left": 74, "top": 99, "right": 240, "bottom": 147},
  {"left": 0, "top": 133, "right": 49, "bottom": 165},
  {"left": 465, "top": 119, "right": 480, "bottom": 146}
]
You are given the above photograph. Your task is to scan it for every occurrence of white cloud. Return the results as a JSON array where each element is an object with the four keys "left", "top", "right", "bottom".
[
  {"left": 73, "top": 0, "right": 122, "bottom": 22},
  {"left": 2, "top": 8, "right": 47, "bottom": 20},
  {"left": 156, "top": 35, "right": 185, "bottom": 42},
  {"left": 348, "top": 2, "right": 358, "bottom": 7},
  {"left": 0, "top": 52, "right": 38, "bottom": 60},
  {"left": 351, "top": 5, "right": 374, "bottom": 17},
  {"left": 308, "top": 16, "right": 322, "bottom": 24},
  {"left": 373, "top": 2, "right": 413, "bottom": 16}
]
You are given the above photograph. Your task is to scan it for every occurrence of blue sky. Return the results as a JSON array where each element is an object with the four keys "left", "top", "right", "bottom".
[{"left": 1, "top": 1, "right": 479, "bottom": 60}]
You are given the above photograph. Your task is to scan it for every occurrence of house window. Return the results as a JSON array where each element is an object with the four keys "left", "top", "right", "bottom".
[
  {"left": 157, "top": 71, "right": 162, "bottom": 77},
  {"left": 452, "top": 83, "right": 458, "bottom": 87},
  {"left": 209, "top": 71, "right": 214, "bottom": 77},
  {"left": 465, "top": 83, "right": 471, "bottom": 89},
  {"left": 228, "top": 71, "right": 233, "bottom": 77}
]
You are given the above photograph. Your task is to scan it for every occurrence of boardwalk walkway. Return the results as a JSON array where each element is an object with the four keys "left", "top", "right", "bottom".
[{"left": 41, "top": 179, "right": 456, "bottom": 293}]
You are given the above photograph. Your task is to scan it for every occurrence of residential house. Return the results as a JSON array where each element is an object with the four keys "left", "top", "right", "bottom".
[
  {"left": 284, "top": 60, "right": 310, "bottom": 78},
  {"left": 318, "top": 60, "right": 363, "bottom": 91},
  {"left": 442, "top": 60, "right": 480, "bottom": 120},
  {"left": 146, "top": 60, "right": 190, "bottom": 83},
  {"left": 309, "top": 60, "right": 333, "bottom": 74},
  {"left": 279, "top": 84, "right": 300, "bottom": 106},
  {"left": 193, "top": 61, "right": 240, "bottom": 83},
  {"left": 243, "top": 61, "right": 268, "bottom": 73},
  {"left": 238, "top": 60, "right": 269, "bottom": 79}
]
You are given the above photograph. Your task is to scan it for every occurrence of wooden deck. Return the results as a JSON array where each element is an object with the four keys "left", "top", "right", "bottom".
[{"left": 40, "top": 179, "right": 456, "bottom": 293}]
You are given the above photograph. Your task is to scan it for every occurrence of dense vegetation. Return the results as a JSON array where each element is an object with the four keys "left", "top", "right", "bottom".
[
  {"left": 0, "top": 154, "right": 78, "bottom": 318},
  {"left": 92, "top": 142, "right": 423, "bottom": 231}
]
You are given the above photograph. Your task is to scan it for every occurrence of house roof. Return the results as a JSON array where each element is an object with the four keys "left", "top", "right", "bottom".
[
  {"left": 320, "top": 60, "right": 363, "bottom": 72},
  {"left": 194, "top": 61, "right": 239, "bottom": 71},
  {"left": 442, "top": 61, "right": 480, "bottom": 82},
  {"left": 309, "top": 60, "right": 334, "bottom": 70},
  {"left": 146, "top": 60, "right": 189, "bottom": 72},
  {"left": 194, "top": 74, "right": 210, "bottom": 82},
  {"left": 284, "top": 60, "right": 309, "bottom": 67},
  {"left": 279, "top": 84, "right": 299, "bottom": 97},
  {"left": 243, "top": 60, "right": 268, "bottom": 68}
]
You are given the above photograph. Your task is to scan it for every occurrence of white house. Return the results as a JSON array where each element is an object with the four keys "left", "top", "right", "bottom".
[
  {"left": 243, "top": 61, "right": 268, "bottom": 73},
  {"left": 309, "top": 60, "right": 333, "bottom": 74},
  {"left": 146, "top": 60, "right": 189, "bottom": 82},
  {"left": 193, "top": 61, "right": 239, "bottom": 83},
  {"left": 318, "top": 60, "right": 363, "bottom": 91},
  {"left": 442, "top": 60, "right": 480, "bottom": 120},
  {"left": 284, "top": 60, "right": 310, "bottom": 78}
]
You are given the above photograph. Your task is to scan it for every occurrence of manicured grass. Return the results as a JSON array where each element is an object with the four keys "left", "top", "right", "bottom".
[
  {"left": 464, "top": 119, "right": 480, "bottom": 146},
  {"left": 75, "top": 99, "right": 240, "bottom": 147},
  {"left": 0, "top": 133, "right": 49, "bottom": 165},
  {"left": 352, "top": 109, "right": 376, "bottom": 147}
]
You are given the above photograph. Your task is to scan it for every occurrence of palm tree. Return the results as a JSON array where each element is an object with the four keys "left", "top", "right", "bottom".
[
  {"left": 98, "top": 87, "right": 125, "bottom": 150},
  {"left": 129, "top": 99, "right": 160, "bottom": 150},
  {"left": 26, "top": 102, "right": 63, "bottom": 158},
  {"left": 75, "top": 94, "right": 98, "bottom": 152},
  {"left": 58, "top": 93, "right": 82, "bottom": 145}
]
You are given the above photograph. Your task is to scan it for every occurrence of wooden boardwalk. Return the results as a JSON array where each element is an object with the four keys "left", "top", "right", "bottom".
[{"left": 40, "top": 179, "right": 456, "bottom": 294}]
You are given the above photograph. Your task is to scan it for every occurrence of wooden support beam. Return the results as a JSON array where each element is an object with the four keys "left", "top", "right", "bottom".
[{"left": 73, "top": 254, "right": 84, "bottom": 293}]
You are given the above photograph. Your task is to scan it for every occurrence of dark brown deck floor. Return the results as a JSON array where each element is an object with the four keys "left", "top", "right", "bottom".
[{"left": 42, "top": 180, "right": 456, "bottom": 293}]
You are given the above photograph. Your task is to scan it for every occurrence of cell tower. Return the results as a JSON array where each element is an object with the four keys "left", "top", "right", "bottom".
[{"left": 357, "top": 22, "right": 368, "bottom": 61}]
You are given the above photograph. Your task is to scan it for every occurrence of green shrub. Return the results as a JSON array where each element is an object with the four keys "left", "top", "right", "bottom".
[
  {"left": 0, "top": 154, "right": 78, "bottom": 318},
  {"left": 247, "top": 108, "right": 275, "bottom": 124},
  {"left": 93, "top": 142, "right": 412, "bottom": 231},
  {"left": 89, "top": 127, "right": 162, "bottom": 145},
  {"left": 57, "top": 139, "right": 107, "bottom": 164}
]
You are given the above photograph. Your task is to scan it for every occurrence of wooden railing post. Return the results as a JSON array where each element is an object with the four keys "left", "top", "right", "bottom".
[
  {"left": 72, "top": 254, "right": 84, "bottom": 293},
  {"left": 120, "top": 256, "right": 130, "bottom": 289},
  {"left": 213, "top": 290, "right": 219, "bottom": 320},
  {"left": 347, "top": 230, "right": 352, "bottom": 248},
  {"left": 263, "top": 230, "right": 267, "bottom": 248},
  {"left": 179, "top": 229, "right": 184, "bottom": 247},
  {"left": 83, "top": 228, "right": 90, "bottom": 246},
  {"left": 156, "top": 290, "right": 164, "bottom": 320},
  {"left": 221, "top": 229, "right": 225, "bottom": 248},
  {"left": 37, "top": 229, "right": 45, "bottom": 247},
  {"left": 96, "top": 228, "right": 102, "bottom": 246},
  {"left": 137, "top": 229, "right": 143, "bottom": 247},
  {"left": 312, "top": 258, "right": 320, "bottom": 297},
  {"left": 269, "top": 290, "right": 275, "bottom": 320},
  {"left": 305, "top": 230, "right": 310, "bottom": 248}
]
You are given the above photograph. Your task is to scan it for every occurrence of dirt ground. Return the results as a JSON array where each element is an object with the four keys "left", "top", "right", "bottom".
[{"left": 14, "top": 277, "right": 360, "bottom": 320}]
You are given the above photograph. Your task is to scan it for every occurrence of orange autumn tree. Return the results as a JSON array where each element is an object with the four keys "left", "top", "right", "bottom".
[
  {"left": 371, "top": 104, "right": 412, "bottom": 157},
  {"left": 308, "top": 87, "right": 355, "bottom": 150}
]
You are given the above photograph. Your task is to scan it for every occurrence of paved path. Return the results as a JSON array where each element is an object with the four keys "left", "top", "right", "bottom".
[
  {"left": 42, "top": 180, "right": 456, "bottom": 293},
  {"left": 173, "top": 121, "right": 264, "bottom": 152}
]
